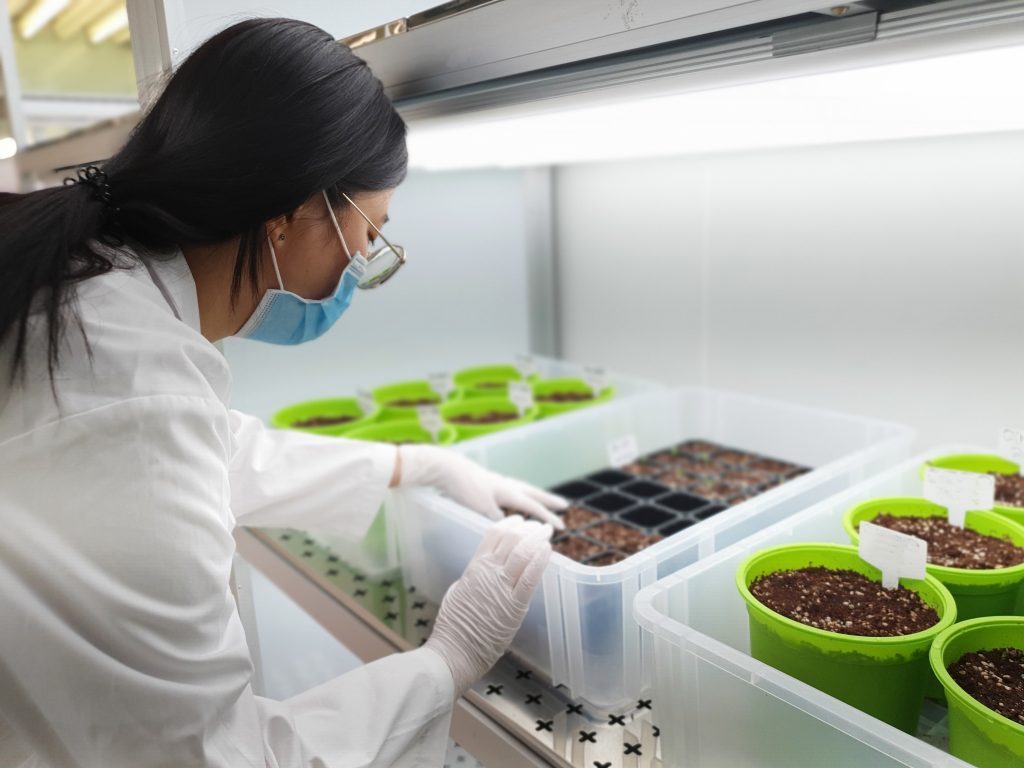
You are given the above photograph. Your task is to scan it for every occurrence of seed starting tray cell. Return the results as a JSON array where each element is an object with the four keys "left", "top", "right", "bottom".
[{"left": 549, "top": 439, "right": 809, "bottom": 564}]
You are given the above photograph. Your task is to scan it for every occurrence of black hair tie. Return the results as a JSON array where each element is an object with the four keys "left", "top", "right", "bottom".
[{"left": 63, "top": 164, "right": 123, "bottom": 246}]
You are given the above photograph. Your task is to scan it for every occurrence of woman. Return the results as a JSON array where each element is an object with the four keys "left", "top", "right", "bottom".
[{"left": 0, "top": 18, "right": 566, "bottom": 768}]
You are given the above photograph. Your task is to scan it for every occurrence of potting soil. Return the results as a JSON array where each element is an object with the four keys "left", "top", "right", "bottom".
[
  {"left": 948, "top": 647, "right": 1024, "bottom": 725},
  {"left": 870, "top": 514, "right": 1024, "bottom": 569}
]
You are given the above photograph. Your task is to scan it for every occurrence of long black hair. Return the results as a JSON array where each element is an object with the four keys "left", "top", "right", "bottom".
[{"left": 0, "top": 17, "right": 407, "bottom": 379}]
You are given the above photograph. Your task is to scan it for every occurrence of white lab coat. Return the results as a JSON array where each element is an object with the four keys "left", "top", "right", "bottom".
[{"left": 0, "top": 244, "right": 454, "bottom": 767}]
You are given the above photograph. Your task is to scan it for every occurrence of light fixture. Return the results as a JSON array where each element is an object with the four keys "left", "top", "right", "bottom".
[
  {"left": 110, "top": 26, "right": 130, "bottom": 45},
  {"left": 52, "top": 0, "right": 118, "bottom": 41},
  {"left": 7, "top": 0, "right": 32, "bottom": 17},
  {"left": 407, "top": 43, "right": 1024, "bottom": 170},
  {"left": 0, "top": 137, "right": 17, "bottom": 160},
  {"left": 16, "top": 0, "right": 71, "bottom": 39},
  {"left": 86, "top": 5, "right": 127, "bottom": 45}
]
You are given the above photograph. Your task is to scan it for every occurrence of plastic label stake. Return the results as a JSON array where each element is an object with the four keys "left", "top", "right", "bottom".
[
  {"left": 429, "top": 371, "right": 454, "bottom": 400},
  {"left": 607, "top": 435, "right": 640, "bottom": 469},
  {"left": 508, "top": 381, "right": 534, "bottom": 416},
  {"left": 858, "top": 521, "right": 927, "bottom": 590},
  {"left": 417, "top": 405, "right": 443, "bottom": 444},
  {"left": 515, "top": 354, "right": 538, "bottom": 379},
  {"left": 583, "top": 366, "right": 608, "bottom": 395},
  {"left": 998, "top": 427, "right": 1024, "bottom": 476},
  {"left": 356, "top": 388, "right": 375, "bottom": 416},
  {"left": 923, "top": 466, "right": 995, "bottom": 528}
]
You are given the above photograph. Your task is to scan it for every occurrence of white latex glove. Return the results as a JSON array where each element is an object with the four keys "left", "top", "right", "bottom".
[
  {"left": 398, "top": 444, "right": 567, "bottom": 529},
  {"left": 425, "top": 515, "right": 552, "bottom": 696}
]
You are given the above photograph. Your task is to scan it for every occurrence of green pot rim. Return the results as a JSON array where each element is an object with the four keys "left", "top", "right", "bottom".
[{"left": 270, "top": 396, "right": 378, "bottom": 434}]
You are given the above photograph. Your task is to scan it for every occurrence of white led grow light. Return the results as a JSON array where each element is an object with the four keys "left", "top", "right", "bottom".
[{"left": 407, "top": 43, "right": 1024, "bottom": 170}]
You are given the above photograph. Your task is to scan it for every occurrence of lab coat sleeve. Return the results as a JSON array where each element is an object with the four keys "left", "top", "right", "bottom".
[
  {"left": 227, "top": 409, "right": 396, "bottom": 540},
  {"left": 0, "top": 394, "right": 454, "bottom": 768}
]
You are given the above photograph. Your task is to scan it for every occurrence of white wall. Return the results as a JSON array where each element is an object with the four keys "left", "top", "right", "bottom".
[
  {"left": 555, "top": 131, "right": 1024, "bottom": 449},
  {"left": 223, "top": 167, "right": 536, "bottom": 421}
]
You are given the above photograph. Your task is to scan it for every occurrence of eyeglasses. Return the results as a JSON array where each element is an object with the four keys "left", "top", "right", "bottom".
[{"left": 341, "top": 192, "right": 406, "bottom": 290}]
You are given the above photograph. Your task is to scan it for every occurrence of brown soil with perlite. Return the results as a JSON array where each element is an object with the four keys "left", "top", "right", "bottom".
[
  {"left": 994, "top": 472, "right": 1024, "bottom": 508},
  {"left": 387, "top": 398, "right": 439, "bottom": 407},
  {"left": 750, "top": 567, "right": 940, "bottom": 637},
  {"left": 535, "top": 391, "right": 596, "bottom": 403},
  {"left": 948, "top": 647, "right": 1024, "bottom": 725},
  {"left": 292, "top": 415, "right": 357, "bottom": 428},
  {"left": 447, "top": 411, "right": 518, "bottom": 425},
  {"left": 869, "top": 514, "right": 1024, "bottom": 569}
]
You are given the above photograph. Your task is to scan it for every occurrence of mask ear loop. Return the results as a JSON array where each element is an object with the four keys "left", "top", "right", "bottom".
[
  {"left": 265, "top": 236, "right": 286, "bottom": 290},
  {"left": 323, "top": 190, "right": 353, "bottom": 262}
]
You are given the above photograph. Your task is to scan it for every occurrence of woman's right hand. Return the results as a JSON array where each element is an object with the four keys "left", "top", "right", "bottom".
[{"left": 424, "top": 515, "right": 552, "bottom": 696}]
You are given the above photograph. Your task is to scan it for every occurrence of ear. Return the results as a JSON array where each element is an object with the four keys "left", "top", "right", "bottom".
[{"left": 264, "top": 214, "right": 289, "bottom": 243}]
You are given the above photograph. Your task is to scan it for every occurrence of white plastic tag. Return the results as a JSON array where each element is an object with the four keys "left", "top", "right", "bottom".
[
  {"left": 356, "top": 388, "right": 375, "bottom": 416},
  {"left": 417, "top": 405, "right": 443, "bottom": 444},
  {"left": 607, "top": 435, "right": 640, "bottom": 469},
  {"left": 998, "top": 427, "right": 1024, "bottom": 475},
  {"left": 515, "top": 354, "right": 539, "bottom": 379},
  {"left": 583, "top": 365, "right": 608, "bottom": 395},
  {"left": 923, "top": 466, "right": 996, "bottom": 528},
  {"left": 429, "top": 371, "right": 454, "bottom": 399},
  {"left": 508, "top": 380, "right": 534, "bottom": 416},
  {"left": 859, "top": 521, "right": 927, "bottom": 590}
]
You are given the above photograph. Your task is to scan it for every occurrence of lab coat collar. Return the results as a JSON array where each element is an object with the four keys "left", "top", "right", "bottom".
[{"left": 141, "top": 248, "right": 203, "bottom": 335}]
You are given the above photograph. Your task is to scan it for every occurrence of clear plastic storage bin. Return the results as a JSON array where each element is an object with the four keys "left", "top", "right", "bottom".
[
  {"left": 634, "top": 447, "right": 983, "bottom": 767},
  {"left": 310, "top": 357, "right": 663, "bottom": 576},
  {"left": 394, "top": 387, "right": 913, "bottom": 710}
]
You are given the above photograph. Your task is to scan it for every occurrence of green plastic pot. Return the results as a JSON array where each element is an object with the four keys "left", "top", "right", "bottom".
[
  {"left": 531, "top": 377, "right": 615, "bottom": 418},
  {"left": 452, "top": 364, "right": 536, "bottom": 399},
  {"left": 930, "top": 616, "right": 1024, "bottom": 767},
  {"left": 923, "top": 453, "right": 1024, "bottom": 527},
  {"left": 439, "top": 396, "right": 540, "bottom": 441},
  {"left": 345, "top": 419, "right": 457, "bottom": 447},
  {"left": 844, "top": 498, "right": 1024, "bottom": 621},
  {"left": 737, "top": 543, "right": 957, "bottom": 732},
  {"left": 371, "top": 380, "right": 446, "bottom": 421},
  {"left": 270, "top": 397, "right": 377, "bottom": 436}
]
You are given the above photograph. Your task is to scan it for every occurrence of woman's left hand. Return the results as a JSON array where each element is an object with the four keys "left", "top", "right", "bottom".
[{"left": 394, "top": 445, "right": 567, "bottom": 530}]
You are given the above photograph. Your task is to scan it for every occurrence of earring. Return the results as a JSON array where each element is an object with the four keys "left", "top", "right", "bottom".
[{"left": 278, "top": 233, "right": 286, "bottom": 241}]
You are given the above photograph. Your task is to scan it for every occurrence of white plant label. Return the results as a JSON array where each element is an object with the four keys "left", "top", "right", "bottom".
[
  {"left": 508, "top": 380, "right": 534, "bottom": 416},
  {"left": 515, "top": 354, "right": 539, "bottom": 379},
  {"left": 583, "top": 365, "right": 608, "bottom": 395},
  {"left": 429, "top": 371, "right": 454, "bottom": 399},
  {"left": 923, "top": 466, "right": 995, "bottom": 528},
  {"left": 607, "top": 435, "right": 640, "bottom": 469},
  {"left": 998, "top": 427, "right": 1024, "bottom": 475},
  {"left": 859, "top": 521, "right": 927, "bottom": 590},
  {"left": 417, "top": 405, "right": 443, "bottom": 443},
  {"left": 356, "top": 388, "right": 375, "bottom": 416}
]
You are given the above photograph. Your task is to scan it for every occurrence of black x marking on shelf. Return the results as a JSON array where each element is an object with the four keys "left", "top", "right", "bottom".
[
  {"left": 354, "top": 574, "right": 366, "bottom": 582},
  {"left": 302, "top": 551, "right": 313, "bottom": 558},
  {"left": 279, "top": 534, "right": 291, "bottom": 540},
  {"left": 383, "top": 595, "right": 396, "bottom": 603},
  {"left": 354, "top": 589, "right": 367, "bottom": 597},
  {"left": 594, "top": 762, "right": 612, "bottom": 768},
  {"left": 608, "top": 714, "right": 626, "bottom": 726},
  {"left": 384, "top": 612, "right": 398, "bottom": 621},
  {"left": 419, "top": 637, "right": 427, "bottom": 646},
  {"left": 637, "top": 698, "right": 652, "bottom": 710},
  {"left": 327, "top": 569, "right": 339, "bottom": 577},
  {"left": 535, "top": 720, "right": 553, "bottom": 732},
  {"left": 578, "top": 731, "right": 596, "bottom": 743},
  {"left": 566, "top": 703, "right": 584, "bottom": 715},
  {"left": 327, "top": 555, "right": 338, "bottom": 563},
  {"left": 653, "top": 725, "right": 661, "bottom": 738},
  {"left": 525, "top": 694, "right": 542, "bottom": 705},
  {"left": 515, "top": 669, "right": 532, "bottom": 680},
  {"left": 415, "top": 618, "right": 430, "bottom": 628},
  {"left": 624, "top": 743, "right": 642, "bottom": 756},
  {"left": 381, "top": 580, "right": 393, "bottom": 588},
  {"left": 485, "top": 685, "right": 503, "bottom": 696},
  {"left": 303, "top": 539, "right": 314, "bottom": 545},
  {"left": 412, "top": 601, "right": 426, "bottom": 610},
  {"left": 408, "top": 585, "right": 416, "bottom": 593}
]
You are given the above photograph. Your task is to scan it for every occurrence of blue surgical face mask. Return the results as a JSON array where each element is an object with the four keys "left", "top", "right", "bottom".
[{"left": 235, "top": 191, "right": 367, "bottom": 345}]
